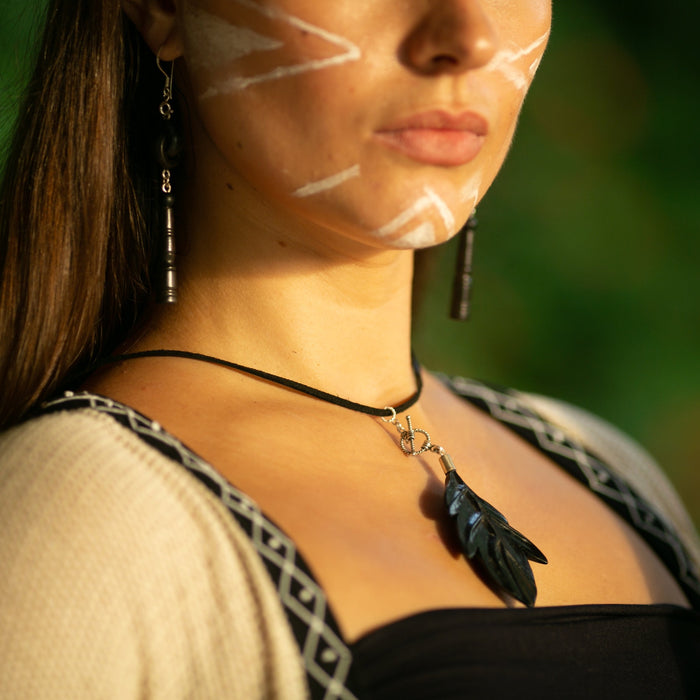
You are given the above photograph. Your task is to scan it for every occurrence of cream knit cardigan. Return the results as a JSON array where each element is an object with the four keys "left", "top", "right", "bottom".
[
  {"left": 1, "top": 400, "right": 698, "bottom": 698},
  {"left": 0, "top": 410, "right": 309, "bottom": 699}
]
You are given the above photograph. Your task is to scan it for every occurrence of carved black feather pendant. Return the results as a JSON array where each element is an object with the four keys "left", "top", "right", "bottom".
[
  {"left": 442, "top": 456, "right": 548, "bottom": 607},
  {"left": 383, "top": 412, "right": 548, "bottom": 606}
]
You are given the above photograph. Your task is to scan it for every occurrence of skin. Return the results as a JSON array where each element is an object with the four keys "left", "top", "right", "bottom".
[
  {"left": 175, "top": 0, "right": 550, "bottom": 251},
  {"left": 108, "top": 0, "right": 689, "bottom": 642}
]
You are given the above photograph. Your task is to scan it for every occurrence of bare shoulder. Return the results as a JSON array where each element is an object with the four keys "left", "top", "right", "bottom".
[
  {"left": 511, "top": 389, "right": 700, "bottom": 570},
  {"left": 428, "top": 372, "right": 698, "bottom": 552}
]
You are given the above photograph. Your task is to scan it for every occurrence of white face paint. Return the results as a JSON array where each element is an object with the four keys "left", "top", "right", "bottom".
[
  {"left": 184, "top": 4, "right": 283, "bottom": 69},
  {"left": 180, "top": 1, "right": 551, "bottom": 255},
  {"left": 373, "top": 187, "right": 458, "bottom": 249},
  {"left": 528, "top": 57, "right": 543, "bottom": 78},
  {"left": 393, "top": 223, "right": 437, "bottom": 250},
  {"left": 484, "top": 31, "right": 550, "bottom": 90},
  {"left": 460, "top": 173, "right": 483, "bottom": 214},
  {"left": 292, "top": 165, "right": 361, "bottom": 198},
  {"left": 184, "top": 0, "right": 361, "bottom": 98},
  {"left": 375, "top": 30, "right": 548, "bottom": 251}
]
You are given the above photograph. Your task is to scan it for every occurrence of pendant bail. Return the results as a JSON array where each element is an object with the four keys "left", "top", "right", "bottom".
[{"left": 439, "top": 453, "right": 457, "bottom": 474}]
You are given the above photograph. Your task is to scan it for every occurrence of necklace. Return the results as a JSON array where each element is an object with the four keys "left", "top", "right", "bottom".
[{"left": 105, "top": 349, "right": 547, "bottom": 606}]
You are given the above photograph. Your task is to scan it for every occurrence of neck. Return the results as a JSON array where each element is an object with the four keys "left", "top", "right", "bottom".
[{"left": 137, "top": 173, "right": 419, "bottom": 408}]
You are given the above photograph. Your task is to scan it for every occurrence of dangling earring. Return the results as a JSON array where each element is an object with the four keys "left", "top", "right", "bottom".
[
  {"left": 449, "top": 211, "right": 478, "bottom": 321},
  {"left": 155, "top": 50, "right": 181, "bottom": 304}
]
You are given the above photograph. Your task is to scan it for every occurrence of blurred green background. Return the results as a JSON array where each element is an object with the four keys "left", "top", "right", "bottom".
[{"left": 1, "top": 2, "right": 698, "bottom": 525}]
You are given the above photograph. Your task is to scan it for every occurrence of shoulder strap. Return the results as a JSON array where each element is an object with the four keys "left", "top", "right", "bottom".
[
  {"left": 514, "top": 391, "right": 700, "bottom": 573},
  {"left": 37, "top": 383, "right": 700, "bottom": 614},
  {"left": 39, "top": 392, "right": 358, "bottom": 700},
  {"left": 443, "top": 376, "right": 700, "bottom": 609}
]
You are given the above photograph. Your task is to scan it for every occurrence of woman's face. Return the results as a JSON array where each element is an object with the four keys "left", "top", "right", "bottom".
[{"left": 179, "top": 0, "right": 551, "bottom": 250}]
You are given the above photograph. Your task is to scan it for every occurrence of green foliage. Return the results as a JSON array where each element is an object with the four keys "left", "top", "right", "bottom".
[
  {"left": 415, "top": 0, "right": 700, "bottom": 525},
  {"left": 0, "top": 0, "right": 44, "bottom": 162}
]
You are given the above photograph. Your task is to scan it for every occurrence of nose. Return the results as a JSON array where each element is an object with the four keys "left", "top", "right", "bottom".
[{"left": 401, "top": 1, "right": 498, "bottom": 75}]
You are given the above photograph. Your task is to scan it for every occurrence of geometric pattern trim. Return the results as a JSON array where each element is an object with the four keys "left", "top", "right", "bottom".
[
  {"left": 444, "top": 375, "right": 700, "bottom": 608},
  {"left": 39, "top": 375, "right": 700, "bottom": 693},
  {"left": 40, "top": 392, "right": 358, "bottom": 700}
]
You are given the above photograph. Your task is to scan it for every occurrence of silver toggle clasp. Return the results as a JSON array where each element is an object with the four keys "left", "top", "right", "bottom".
[
  {"left": 400, "top": 415, "right": 432, "bottom": 456},
  {"left": 383, "top": 409, "right": 432, "bottom": 456},
  {"left": 382, "top": 407, "right": 448, "bottom": 461}
]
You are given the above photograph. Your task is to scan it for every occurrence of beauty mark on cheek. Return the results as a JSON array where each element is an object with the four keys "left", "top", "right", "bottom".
[
  {"left": 373, "top": 187, "right": 457, "bottom": 248},
  {"left": 484, "top": 31, "right": 550, "bottom": 90},
  {"left": 292, "top": 165, "right": 361, "bottom": 198},
  {"left": 188, "top": 0, "right": 362, "bottom": 99}
]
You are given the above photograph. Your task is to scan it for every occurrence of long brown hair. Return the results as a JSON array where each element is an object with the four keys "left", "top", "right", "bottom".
[
  {"left": 0, "top": 0, "right": 160, "bottom": 428},
  {"left": 0, "top": 1, "right": 435, "bottom": 431}
]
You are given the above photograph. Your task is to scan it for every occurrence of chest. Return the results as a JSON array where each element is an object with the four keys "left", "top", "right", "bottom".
[
  {"left": 74, "top": 374, "right": 694, "bottom": 643},
  {"left": 171, "top": 398, "right": 690, "bottom": 641}
]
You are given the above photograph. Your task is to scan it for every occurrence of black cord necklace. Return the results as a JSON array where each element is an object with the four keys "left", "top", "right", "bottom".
[{"left": 105, "top": 349, "right": 547, "bottom": 606}]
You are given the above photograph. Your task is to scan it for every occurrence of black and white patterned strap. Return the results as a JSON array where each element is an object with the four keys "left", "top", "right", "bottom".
[
  {"left": 444, "top": 376, "right": 700, "bottom": 608},
  {"left": 39, "top": 378, "right": 700, "bottom": 696},
  {"left": 40, "top": 392, "right": 358, "bottom": 700}
]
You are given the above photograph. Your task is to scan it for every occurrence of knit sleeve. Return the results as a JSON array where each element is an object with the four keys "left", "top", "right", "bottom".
[{"left": 0, "top": 410, "right": 308, "bottom": 699}]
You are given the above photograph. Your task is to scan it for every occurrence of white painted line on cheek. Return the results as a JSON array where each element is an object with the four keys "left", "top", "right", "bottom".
[
  {"left": 185, "top": 6, "right": 283, "bottom": 69},
  {"left": 485, "top": 31, "right": 550, "bottom": 90},
  {"left": 393, "top": 223, "right": 437, "bottom": 249},
  {"left": 374, "top": 195, "right": 433, "bottom": 238},
  {"left": 528, "top": 57, "right": 543, "bottom": 78},
  {"left": 199, "top": 0, "right": 362, "bottom": 98},
  {"left": 460, "top": 173, "right": 482, "bottom": 212},
  {"left": 292, "top": 165, "right": 361, "bottom": 198},
  {"left": 425, "top": 187, "right": 456, "bottom": 235},
  {"left": 373, "top": 187, "right": 456, "bottom": 247},
  {"left": 506, "top": 31, "right": 550, "bottom": 63}
]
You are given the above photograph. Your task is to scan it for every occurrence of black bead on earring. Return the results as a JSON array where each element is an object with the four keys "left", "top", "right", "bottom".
[
  {"left": 450, "top": 211, "right": 478, "bottom": 321},
  {"left": 155, "top": 51, "right": 181, "bottom": 304}
]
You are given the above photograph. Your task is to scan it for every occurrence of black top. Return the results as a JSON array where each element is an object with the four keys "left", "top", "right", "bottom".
[
  {"left": 40, "top": 377, "right": 700, "bottom": 699},
  {"left": 350, "top": 605, "right": 700, "bottom": 699}
]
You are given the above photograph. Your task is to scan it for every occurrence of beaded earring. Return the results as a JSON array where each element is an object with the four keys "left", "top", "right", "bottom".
[
  {"left": 450, "top": 211, "right": 478, "bottom": 320},
  {"left": 155, "top": 51, "right": 181, "bottom": 303}
]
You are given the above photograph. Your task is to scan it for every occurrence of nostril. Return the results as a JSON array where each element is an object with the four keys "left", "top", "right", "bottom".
[
  {"left": 400, "top": 4, "right": 499, "bottom": 76},
  {"left": 433, "top": 54, "right": 459, "bottom": 66},
  {"left": 426, "top": 54, "right": 460, "bottom": 74}
]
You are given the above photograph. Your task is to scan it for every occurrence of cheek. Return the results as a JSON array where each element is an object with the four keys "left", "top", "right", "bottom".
[
  {"left": 180, "top": 1, "right": 550, "bottom": 252},
  {"left": 183, "top": 4, "right": 282, "bottom": 73},
  {"left": 181, "top": 1, "right": 365, "bottom": 183},
  {"left": 371, "top": 186, "right": 460, "bottom": 249},
  {"left": 182, "top": 1, "right": 361, "bottom": 99},
  {"left": 485, "top": 30, "right": 549, "bottom": 94}
]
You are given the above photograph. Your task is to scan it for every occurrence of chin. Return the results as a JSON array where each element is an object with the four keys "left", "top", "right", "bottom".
[{"left": 379, "top": 224, "right": 451, "bottom": 250}]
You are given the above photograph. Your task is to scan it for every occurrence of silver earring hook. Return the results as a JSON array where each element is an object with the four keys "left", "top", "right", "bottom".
[
  {"left": 155, "top": 47, "right": 173, "bottom": 81},
  {"left": 156, "top": 48, "right": 175, "bottom": 120}
]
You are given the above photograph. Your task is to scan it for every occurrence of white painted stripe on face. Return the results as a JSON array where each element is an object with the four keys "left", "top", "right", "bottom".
[
  {"left": 460, "top": 173, "right": 482, "bottom": 212},
  {"left": 292, "top": 165, "right": 361, "bottom": 198},
  {"left": 374, "top": 195, "right": 433, "bottom": 238},
  {"left": 425, "top": 187, "right": 456, "bottom": 235},
  {"left": 528, "top": 57, "right": 543, "bottom": 78},
  {"left": 197, "top": 0, "right": 362, "bottom": 98},
  {"left": 185, "top": 6, "right": 283, "bottom": 69},
  {"left": 393, "top": 223, "right": 437, "bottom": 249},
  {"left": 373, "top": 187, "right": 456, "bottom": 247},
  {"left": 485, "top": 31, "right": 550, "bottom": 90}
]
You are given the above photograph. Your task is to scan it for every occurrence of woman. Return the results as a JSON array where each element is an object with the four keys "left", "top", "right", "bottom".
[{"left": 1, "top": 1, "right": 698, "bottom": 697}]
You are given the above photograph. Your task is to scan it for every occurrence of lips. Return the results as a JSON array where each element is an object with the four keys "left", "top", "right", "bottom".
[{"left": 374, "top": 110, "right": 488, "bottom": 167}]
